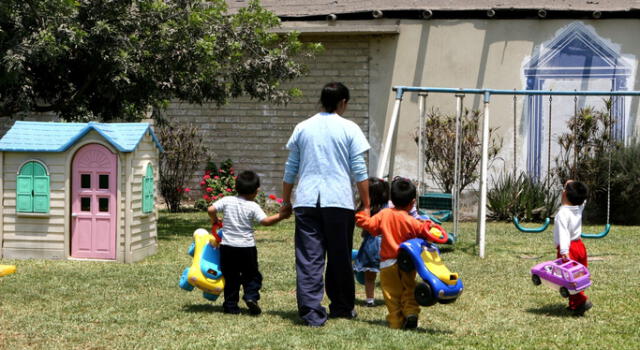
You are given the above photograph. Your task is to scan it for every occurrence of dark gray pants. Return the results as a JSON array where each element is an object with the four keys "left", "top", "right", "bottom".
[
  {"left": 294, "top": 205, "right": 355, "bottom": 326},
  {"left": 220, "top": 245, "right": 262, "bottom": 313}
]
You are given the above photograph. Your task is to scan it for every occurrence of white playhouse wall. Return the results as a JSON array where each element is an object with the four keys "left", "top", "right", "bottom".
[
  {"left": 0, "top": 151, "right": 67, "bottom": 259},
  {"left": 128, "top": 131, "right": 159, "bottom": 262}
]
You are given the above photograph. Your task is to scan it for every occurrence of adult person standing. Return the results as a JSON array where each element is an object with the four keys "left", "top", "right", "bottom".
[{"left": 282, "top": 82, "right": 371, "bottom": 327}]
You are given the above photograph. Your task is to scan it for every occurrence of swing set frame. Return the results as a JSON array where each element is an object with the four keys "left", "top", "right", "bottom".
[{"left": 376, "top": 86, "right": 640, "bottom": 258}]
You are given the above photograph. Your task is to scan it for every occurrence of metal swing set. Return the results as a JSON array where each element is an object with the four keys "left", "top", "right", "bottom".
[{"left": 376, "top": 86, "right": 640, "bottom": 257}]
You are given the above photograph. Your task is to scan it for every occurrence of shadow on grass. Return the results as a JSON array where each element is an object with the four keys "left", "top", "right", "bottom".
[
  {"left": 158, "top": 216, "right": 209, "bottom": 240},
  {"left": 526, "top": 303, "right": 574, "bottom": 318},
  {"left": 183, "top": 303, "right": 224, "bottom": 313},
  {"left": 266, "top": 309, "right": 304, "bottom": 325},
  {"left": 356, "top": 318, "right": 454, "bottom": 334}
]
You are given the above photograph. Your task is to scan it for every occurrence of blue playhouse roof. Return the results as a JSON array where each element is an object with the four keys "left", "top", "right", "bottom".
[{"left": 0, "top": 121, "right": 163, "bottom": 153}]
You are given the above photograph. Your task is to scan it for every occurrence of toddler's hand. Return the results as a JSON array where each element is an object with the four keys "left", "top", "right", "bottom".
[
  {"left": 561, "top": 254, "right": 570, "bottom": 262},
  {"left": 209, "top": 237, "right": 220, "bottom": 248},
  {"left": 279, "top": 204, "right": 292, "bottom": 219}
]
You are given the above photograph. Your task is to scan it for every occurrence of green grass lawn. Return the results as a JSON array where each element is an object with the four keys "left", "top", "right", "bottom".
[{"left": 1, "top": 212, "right": 639, "bottom": 349}]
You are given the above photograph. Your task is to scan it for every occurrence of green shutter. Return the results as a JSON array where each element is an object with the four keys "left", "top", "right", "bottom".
[
  {"left": 142, "top": 164, "right": 154, "bottom": 213},
  {"left": 17, "top": 161, "right": 50, "bottom": 213},
  {"left": 33, "top": 176, "right": 50, "bottom": 213},
  {"left": 16, "top": 175, "right": 34, "bottom": 212}
]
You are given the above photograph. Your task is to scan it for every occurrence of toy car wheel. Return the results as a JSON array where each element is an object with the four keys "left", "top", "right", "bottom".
[
  {"left": 559, "top": 287, "right": 570, "bottom": 298},
  {"left": 203, "top": 292, "right": 219, "bottom": 301},
  {"left": 397, "top": 249, "right": 415, "bottom": 272},
  {"left": 415, "top": 282, "right": 437, "bottom": 307},
  {"left": 531, "top": 274, "right": 541, "bottom": 286}
]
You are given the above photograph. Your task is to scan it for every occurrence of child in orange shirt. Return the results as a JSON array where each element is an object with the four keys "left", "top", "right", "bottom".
[{"left": 355, "top": 177, "right": 435, "bottom": 330}]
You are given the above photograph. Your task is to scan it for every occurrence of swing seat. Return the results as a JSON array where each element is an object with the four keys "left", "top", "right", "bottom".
[
  {"left": 513, "top": 217, "right": 551, "bottom": 233},
  {"left": 581, "top": 224, "right": 611, "bottom": 239}
]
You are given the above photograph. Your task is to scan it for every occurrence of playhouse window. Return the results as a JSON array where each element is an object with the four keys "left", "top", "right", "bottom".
[
  {"left": 16, "top": 161, "right": 50, "bottom": 213},
  {"left": 99, "top": 174, "right": 109, "bottom": 189},
  {"left": 142, "top": 164, "right": 154, "bottom": 213},
  {"left": 81, "top": 197, "right": 91, "bottom": 211},
  {"left": 99, "top": 197, "right": 109, "bottom": 212},
  {"left": 81, "top": 174, "right": 91, "bottom": 189}
]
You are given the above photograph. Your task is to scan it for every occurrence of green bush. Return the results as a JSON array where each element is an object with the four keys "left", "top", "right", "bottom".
[
  {"left": 607, "top": 141, "right": 640, "bottom": 225},
  {"left": 487, "top": 172, "right": 560, "bottom": 222},
  {"left": 553, "top": 103, "right": 640, "bottom": 224},
  {"left": 414, "top": 108, "right": 502, "bottom": 193},
  {"left": 157, "top": 121, "right": 206, "bottom": 212},
  {"left": 578, "top": 141, "right": 640, "bottom": 225}
]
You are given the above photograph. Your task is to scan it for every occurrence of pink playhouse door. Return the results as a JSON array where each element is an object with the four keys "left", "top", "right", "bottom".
[{"left": 71, "top": 144, "right": 117, "bottom": 259}]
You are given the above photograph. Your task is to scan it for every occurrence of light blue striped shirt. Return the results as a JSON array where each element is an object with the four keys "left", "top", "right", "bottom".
[{"left": 284, "top": 112, "right": 370, "bottom": 210}]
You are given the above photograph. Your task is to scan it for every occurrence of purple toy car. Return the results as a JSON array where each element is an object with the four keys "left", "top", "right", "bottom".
[{"left": 530, "top": 258, "right": 591, "bottom": 298}]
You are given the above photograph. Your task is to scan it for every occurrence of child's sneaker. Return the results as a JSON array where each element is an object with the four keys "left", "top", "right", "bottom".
[
  {"left": 365, "top": 300, "right": 376, "bottom": 307},
  {"left": 573, "top": 300, "right": 593, "bottom": 316},
  {"left": 245, "top": 299, "right": 262, "bottom": 315},
  {"left": 403, "top": 315, "right": 418, "bottom": 330},
  {"left": 223, "top": 307, "right": 240, "bottom": 315}
]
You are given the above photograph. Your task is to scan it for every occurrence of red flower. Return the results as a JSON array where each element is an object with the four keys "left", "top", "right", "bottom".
[
  {"left": 203, "top": 174, "right": 211, "bottom": 180},
  {"left": 213, "top": 195, "right": 218, "bottom": 200},
  {"left": 214, "top": 176, "right": 220, "bottom": 180},
  {"left": 226, "top": 188, "right": 232, "bottom": 192},
  {"left": 184, "top": 188, "right": 191, "bottom": 193},
  {"left": 205, "top": 170, "right": 211, "bottom": 175},
  {"left": 177, "top": 188, "right": 183, "bottom": 193},
  {"left": 206, "top": 187, "right": 213, "bottom": 193},
  {"left": 202, "top": 194, "right": 210, "bottom": 200},
  {"left": 276, "top": 198, "right": 283, "bottom": 204},
  {"left": 268, "top": 194, "right": 277, "bottom": 200},
  {"left": 200, "top": 181, "right": 206, "bottom": 186},
  {"left": 219, "top": 168, "right": 225, "bottom": 173}
]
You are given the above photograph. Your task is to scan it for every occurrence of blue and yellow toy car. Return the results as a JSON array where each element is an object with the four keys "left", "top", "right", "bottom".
[
  {"left": 398, "top": 237, "right": 463, "bottom": 306},
  {"left": 179, "top": 228, "right": 225, "bottom": 301}
]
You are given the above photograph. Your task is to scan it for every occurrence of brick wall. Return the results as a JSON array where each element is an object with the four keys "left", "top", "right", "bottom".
[{"left": 165, "top": 35, "right": 371, "bottom": 196}]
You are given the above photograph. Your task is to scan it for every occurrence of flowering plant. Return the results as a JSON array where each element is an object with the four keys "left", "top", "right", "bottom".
[
  {"left": 256, "top": 193, "right": 285, "bottom": 214},
  {"left": 194, "top": 159, "right": 285, "bottom": 214},
  {"left": 198, "top": 159, "right": 237, "bottom": 206}
]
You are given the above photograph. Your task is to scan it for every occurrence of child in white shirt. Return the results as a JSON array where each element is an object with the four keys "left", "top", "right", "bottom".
[
  {"left": 553, "top": 180, "right": 592, "bottom": 316},
  {"left": 208, "top": 170, "right": 290, "bottom": 315}
]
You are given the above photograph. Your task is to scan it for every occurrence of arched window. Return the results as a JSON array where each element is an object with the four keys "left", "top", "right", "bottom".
[
  {"left": 17, "top": 161, "right": 50, "bottom": 213},
  {"left": 142, "top": 164, "right": 154, "bottom": 213}
]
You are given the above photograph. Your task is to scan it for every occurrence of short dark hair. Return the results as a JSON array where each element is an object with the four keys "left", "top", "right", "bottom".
[
  {"left": 565, "top": 181, "right": 588, "bottom": 206},
  {"left": 235, "top": 170, "right": 260, "bottom": 195},
  {"left": 320, "top": 82, "right": 350, "bottom": 113},
  {"left": 390, "top": 177, "right": 416, "bottom": 208}
]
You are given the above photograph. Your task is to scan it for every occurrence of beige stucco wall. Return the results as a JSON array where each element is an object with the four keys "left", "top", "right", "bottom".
[{"left": 363, "top": 19, "right": 640, "bottom": 188}]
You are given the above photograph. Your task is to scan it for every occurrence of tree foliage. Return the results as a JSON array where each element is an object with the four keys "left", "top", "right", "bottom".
[{"left": 0, "top": 0, "right": 319, "bottom": 121}]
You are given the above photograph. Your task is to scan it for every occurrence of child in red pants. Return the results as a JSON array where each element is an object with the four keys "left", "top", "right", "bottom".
[{"left": 553, "top": 180, "right": 592, "bottom": 316}]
